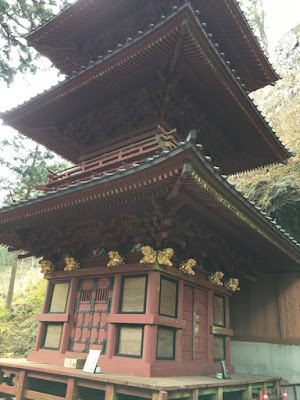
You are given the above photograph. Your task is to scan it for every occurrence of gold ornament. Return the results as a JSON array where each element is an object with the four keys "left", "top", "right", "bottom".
[
  {"left": 180, "top": 259, "right": 196, "bottom": 275},
  {"left": 140, "top": 246, "right": 157, "bottom": 264},
  {"left": 40, "top": 260, "right": 54, "bottom": 274},
  {"left": 64, "top": 256, "right": 80, "bottom": 271},
  {"left": 107, "top": 251, "right": 124, "bottom": 267},
  {"left": 209, "top": 271, "right": 224, "bottom": 286},
  {"left": 224, "top": 278, "right": 240, "bottom": 292},
  {"left": 157, "top": 248, "right": 174, "bottom": 267}
]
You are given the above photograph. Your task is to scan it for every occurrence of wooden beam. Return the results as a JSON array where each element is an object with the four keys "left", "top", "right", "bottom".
[
  {"left": 15, "top": 370, "right": 28, "bottom": 400},
  {"left": 0, "top": 383, "right": 17, "bottom": 395},
  {"left": 105, "top": 384, "right": 118, "bottom": 400},
  {"left": 152, "top": 391, "right": 168, "bottom": 400},
  {"left": 23, "top": 389, "right": 65, "bottom": 400},
  {"left": 242, "top": 385, "right": 253, "bottom": 400},
  {"left": 65, "top": 378, "right": 79, "bottom": 400}
]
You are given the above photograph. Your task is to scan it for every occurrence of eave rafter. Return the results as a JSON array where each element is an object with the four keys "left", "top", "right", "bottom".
[{"left": 0, "top": 142, "right": 298, "bottom": 272}]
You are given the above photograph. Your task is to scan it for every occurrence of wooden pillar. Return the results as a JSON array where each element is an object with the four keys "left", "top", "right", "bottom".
[
  {"left": 111, "top": 274, "right": 122, "bottom": 314},
  {"left": 191, "top": 389, "right": 199, "bottom": 399},
  {"left": 106, "top": 274, "right": 121, "bottom": 359},
  {"left": 15, "top": 371, "right": 28, "bottom": 400},
  {"left": 34, "top": 279, "right": 52, "bottom": 351},
  {"left": 146, "top": 271, "right": 160, "bottom": 315},
  {"left": 144, "top": 271, "right": 160, "bottom": 363},
  {"left": 152, "top": 391, "right": 168, "bottom": 400},
  {"left": 65, "top": 377, "right": 79, "bottom": 400},
  {"left": 60, "top": 278, "right": 78, "bottom": 353},
  {"left": 212, "top": 387, "right": 223, "bottom": 400},
  {"left": 105, "top": 384, "right": 119, "bottom": 400},
  {"left": 242, "top": 385, "right": 252, "bottom": 400},
  {"left": 225, "top": 295, "right": 231, "bottom": 364},
  {"left": 207, "top": 289, "right": 214, "bottom": 364}
]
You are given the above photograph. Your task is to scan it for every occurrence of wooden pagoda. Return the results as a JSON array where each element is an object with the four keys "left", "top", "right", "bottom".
[{"left": 0, "top": 1, "right": 299, "bottom": 399}]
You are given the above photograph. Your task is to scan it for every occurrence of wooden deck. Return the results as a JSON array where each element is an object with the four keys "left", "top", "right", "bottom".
[{"left": 0, "top": 358, "right": 281, "bottom": 400}]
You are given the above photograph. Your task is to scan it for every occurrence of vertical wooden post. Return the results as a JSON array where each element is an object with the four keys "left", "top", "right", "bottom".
[
  {"left": 60, "top": 277, "right": 78, "bottom": 353},
  {"left": 207, "top": 290, "right": 214, "bottom": 364},
  {"left": 191, "top": 389, "right": 199, "bottom": 399},
  {"left": 152, "top": 391, "right": 168, "bottom": 400},
  {"left": 144, "top": 271, "right": 160, "bottom": 363},
  {"left": 275, "top": 381, "right": 281, "bottom": 398},
  {"left": 15, "top": 370, "right": 28, "bottom": 400},
  {"left": 105, "top": 384, "right": 118, "bottom": 400},
  {"left": 212, "top": 387, "right": 223, "bottom": 400},
  {"left": 106, "top": 274, "right": 122, "bottom": 359},
  {"left": 242, "top": 384, "right": 253, "bottom": 400},
  {"left": 65, "top": 377, "right": 79, "bottom": 400}
]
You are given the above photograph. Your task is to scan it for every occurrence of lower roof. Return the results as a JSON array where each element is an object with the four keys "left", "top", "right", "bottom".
[{"left": 0, "top": 136, "right": 299, "bottom": 274}]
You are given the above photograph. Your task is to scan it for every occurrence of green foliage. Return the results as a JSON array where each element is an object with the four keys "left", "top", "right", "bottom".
[
  {"left": 0, "top": 0, "right": 70, "bottom": 85},
  {"left": 0, "top": 133, "right": 69, "bottom": 204},
  {"left": 0, "top": 278, "right": 46, "bottom": 357},
  {"left": 240, "top": 0, "right": 268, "bottom": 53}
]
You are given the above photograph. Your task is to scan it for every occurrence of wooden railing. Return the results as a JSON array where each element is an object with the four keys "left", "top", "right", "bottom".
[{"left": 37, "top": 127, "right": 178, "bottom": 192}]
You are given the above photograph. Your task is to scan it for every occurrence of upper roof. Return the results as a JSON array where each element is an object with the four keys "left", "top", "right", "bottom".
[
  {"left": 26, "top": 0, "right": 278, "bottom": 92},
  {"left": 0, "top": 5, "right": 290, "bottom": 174},
  {"left": 0, "top": 136, "right": 299, "bottom": 273}
]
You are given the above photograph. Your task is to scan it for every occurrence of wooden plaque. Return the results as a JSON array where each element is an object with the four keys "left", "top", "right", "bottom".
[
  {"left": 213, "top": 336, "right": 225, "bottom": 361},
  {"left": 49, "top": 281, "right": 70, "bottom": 313},
  {"left": 120, "top": 276, "right": 147, "bottom": 313},
  {"left": 159, "top": 277, "right": 178, "bottom": 318},
  {"left": 43, "top": 323, "right": 63, "bottom": 349},
  {"left": 117, "top": 326, "right": 143, "bottom": 357},
  {"left": 213, "top": 295, "right": 225, "bottom": 327},
  {"left": 157, "top": 327, "right": 175, "bottom": 359}
]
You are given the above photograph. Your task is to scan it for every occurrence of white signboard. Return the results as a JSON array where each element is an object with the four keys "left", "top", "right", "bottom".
[{"left": 83, "top": 350, "right": 101, "bottom": 373}]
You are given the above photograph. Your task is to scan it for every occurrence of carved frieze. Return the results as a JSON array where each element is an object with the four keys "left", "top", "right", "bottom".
[{"left": 16, "top": 197, "right": 254, "bottom": 275}]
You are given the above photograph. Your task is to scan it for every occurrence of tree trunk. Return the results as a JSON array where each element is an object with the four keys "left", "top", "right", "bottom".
[{"left": 5, "top": 252, "right": 18, "bottom": 310}]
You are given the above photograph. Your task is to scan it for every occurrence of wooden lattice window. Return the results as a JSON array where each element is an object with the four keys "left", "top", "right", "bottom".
[
  {"left": 156, "top": 327, "right": 176, "bottom": 360},
  {"left": 213, "top": 336, "right": 225, "bottom": 361},
  {"left": 95, "top": 287, "right": 109, "bottom": 302},
  {"left": 213, "top": 295, "right": 225, "bottom": 327},
  {"left": 48, "top": 281, "right": 70, "bottom": 313},
  {"left": 42, "top": 323, "right": 63, "bottom": 350},
  {"left": 79, "top": 289, "right": 92, "bottom": 302},
  {"left": 119, "top": 275, "right": 147, "bottom": 313},
  {"left": 116, "top": 325, "right": 144, "bottom": 358},
  {"left": 159, "top": 276, "right": 178, "bottom": 318}
]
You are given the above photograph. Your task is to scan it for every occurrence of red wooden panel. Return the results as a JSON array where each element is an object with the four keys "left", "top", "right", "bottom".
[{"left": 69, "top": 277, "right": 112, "bottom": 354}]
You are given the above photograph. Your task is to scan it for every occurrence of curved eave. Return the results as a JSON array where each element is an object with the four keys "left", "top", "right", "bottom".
[
  {"left": 0, "top": 5, "right": 290, "bottom": 172},
  {"left": 26, "top": 0, "right": 278, "bottom": 91},
  {"left": 0, "top": 141, "right": 299, "bottom": 271}
]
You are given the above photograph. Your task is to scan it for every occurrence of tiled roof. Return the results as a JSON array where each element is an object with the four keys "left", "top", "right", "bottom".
[{"left": 0, "top": 132, "right": 299, "bottom": 268}]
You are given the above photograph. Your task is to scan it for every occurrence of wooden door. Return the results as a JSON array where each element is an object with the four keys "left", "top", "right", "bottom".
[
  {"left": 182, "top": 285, "right": 208, "bottom": 361},
  {"left": 68, "top": 277, "right": 114, "bottom": 354}
]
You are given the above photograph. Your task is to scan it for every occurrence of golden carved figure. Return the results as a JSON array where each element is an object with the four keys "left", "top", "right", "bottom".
[
  {"left": 40, "top": 260, "right": 54, "bottom": 274},
  {"left": 209, "top": 271, "right": 224, "bottom": 286},
  {"left": 64, "top": 256, "right": 80, "bottom": 271},
  {"left": 225, "top": 278, "right": 240, "bottom": 292},
  {"left": 157, "top": 248, "right": 174, "bottom": 267},
  {"left": 107, "top": 251, "right": 124, "bottom": 267},
  {"left": 140, "top": 246, "right": 157, "bottom": 264},
  {"left": 180, "top": 259, "right": 196, "bottom": 275}
]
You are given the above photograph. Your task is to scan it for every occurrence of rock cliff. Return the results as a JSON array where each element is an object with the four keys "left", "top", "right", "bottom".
[{"left": 229, "top": 25, "right": 300, "bottom": 242}]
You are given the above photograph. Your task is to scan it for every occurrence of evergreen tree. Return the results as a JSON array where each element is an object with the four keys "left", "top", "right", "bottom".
[
  {"left": 240, "top": 0, "right": 268, "bottom": 53},
  {"left": 0, "top": 133, "right": 69, "bottom": 309},
  {"left": 0, "top": 0, "right": 69, "bottom": 85},
  {"left": 0, "top": 133, "right": 69, "bottom": 204}
]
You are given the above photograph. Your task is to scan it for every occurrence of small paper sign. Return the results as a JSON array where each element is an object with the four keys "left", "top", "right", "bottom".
[{"left": 83, "top": 350, "right": 101, "bottom": 373}]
